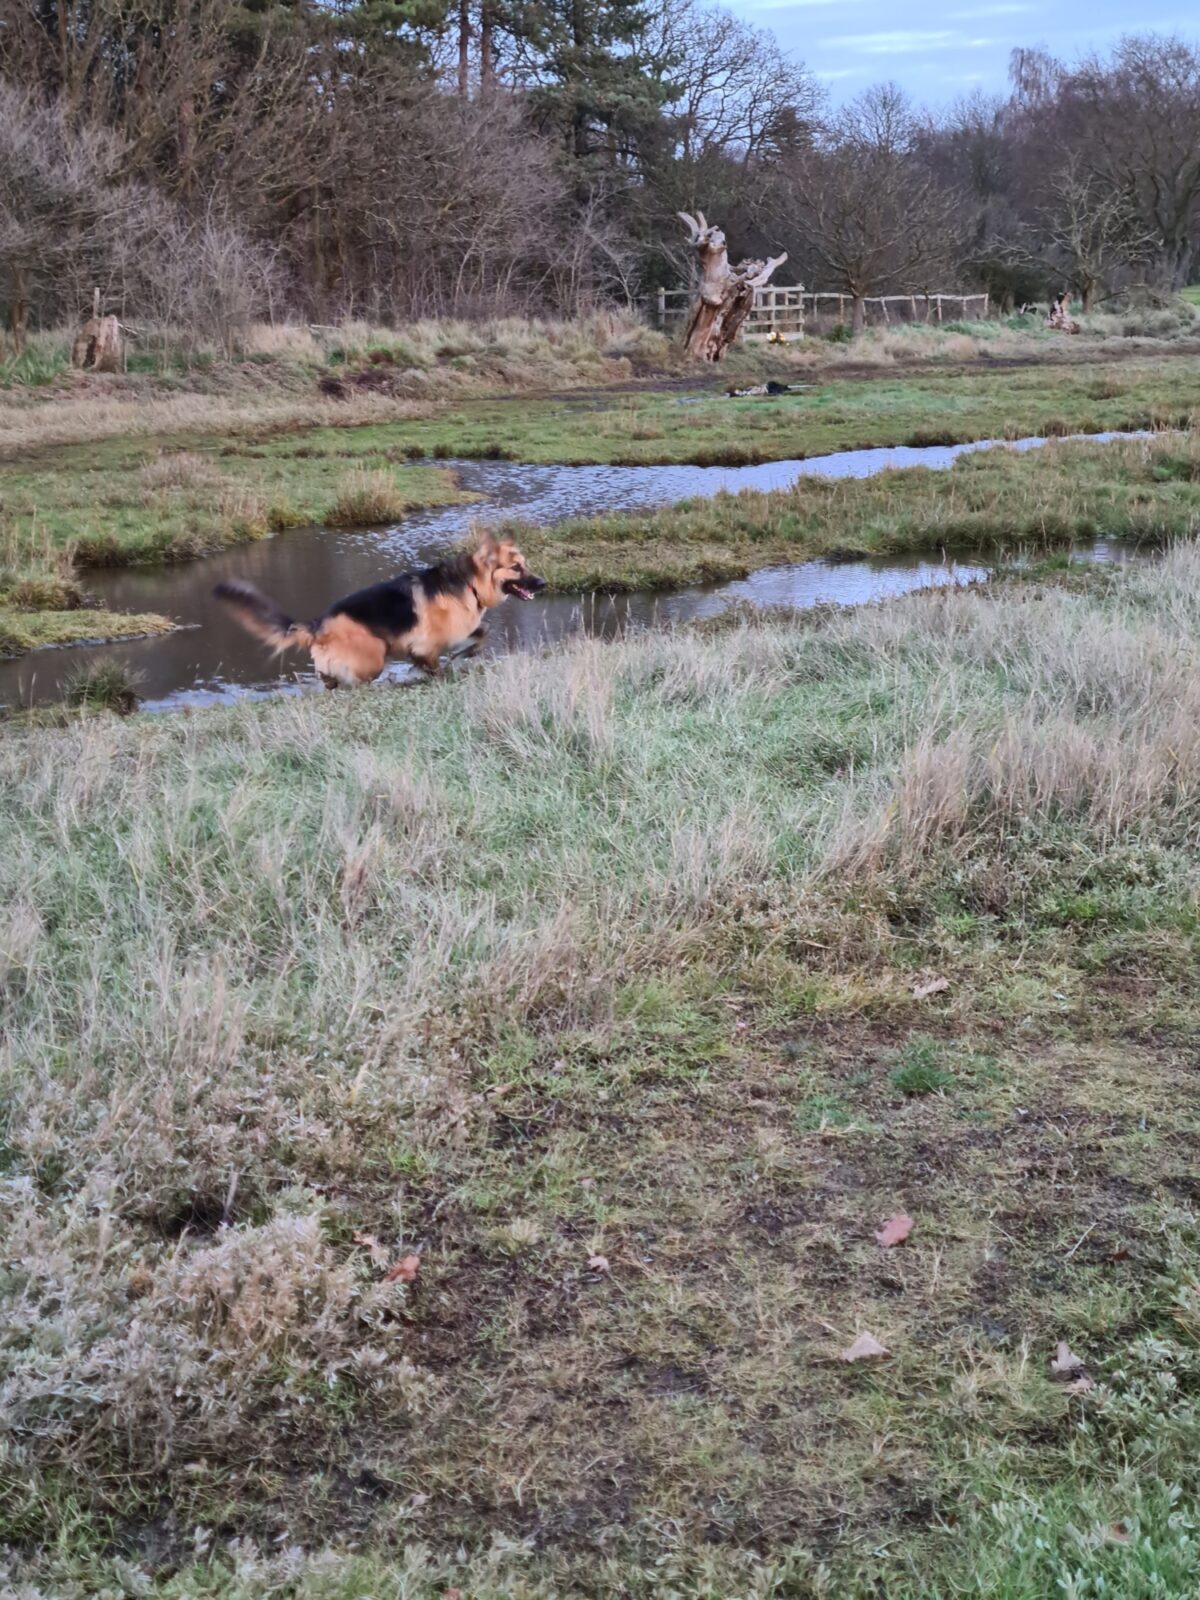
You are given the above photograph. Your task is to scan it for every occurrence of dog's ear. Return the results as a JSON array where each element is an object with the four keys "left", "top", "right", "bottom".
[{"left": 475, "top": 530, "right": 500, "bottom": 567}]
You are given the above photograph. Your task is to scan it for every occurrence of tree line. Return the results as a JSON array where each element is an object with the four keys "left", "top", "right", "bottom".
[{"left": 1, "top": 0, "right": 1198, "bottom": 349}]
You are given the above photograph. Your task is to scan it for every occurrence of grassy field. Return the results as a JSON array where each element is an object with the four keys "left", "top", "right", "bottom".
[
  {"left": 4, "top": 546, "right": 1200, "bottom": 1597},
  {"left": 515, "top": 430, "right": 1200, "bottom": 589},
  {"left": 4, "top": 349, "right": 1200, "bottom": 658},
  {"left": 346, "top": 356, "right": 1200, "bottom": 466}
]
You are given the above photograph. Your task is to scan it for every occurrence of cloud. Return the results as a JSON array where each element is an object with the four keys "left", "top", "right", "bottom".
[
  {"left": 823, "top": 29, "right": 998, "bottom": 53},
  {"left": 947, "top": 2, "right": 1032, "bottom": 14}
]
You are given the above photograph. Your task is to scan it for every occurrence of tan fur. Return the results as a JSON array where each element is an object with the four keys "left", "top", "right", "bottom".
[
  {"left": 216, "top": 534, "right": 543, "bottom": 688},
  {"left": 406, "top": 588, "right": 484, "bottom": 670},
  {"left": 310, "top": 614, "right": 388, "bottom": 687}
]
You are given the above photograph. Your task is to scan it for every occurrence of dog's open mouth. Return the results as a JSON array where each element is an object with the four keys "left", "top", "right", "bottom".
[{"left": 502, "top": 576, "right": 546, "bottom": 601}]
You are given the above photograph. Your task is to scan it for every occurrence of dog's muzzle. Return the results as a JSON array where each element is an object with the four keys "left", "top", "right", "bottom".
[{"left": 502, "top": 574, "right": 547, "bottom": 601}]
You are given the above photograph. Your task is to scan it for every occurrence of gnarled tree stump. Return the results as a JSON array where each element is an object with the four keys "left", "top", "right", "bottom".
[
  {"left": 71, "top": 289, "right": 123, "bottom": 373},
  {"left": 678, "top": 211, "right": 787, "bottom": 362}
]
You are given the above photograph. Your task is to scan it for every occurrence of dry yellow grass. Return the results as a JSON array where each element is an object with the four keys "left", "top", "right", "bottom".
[{"left": 0, "top": 386, "right": 425, "bottom": 457}]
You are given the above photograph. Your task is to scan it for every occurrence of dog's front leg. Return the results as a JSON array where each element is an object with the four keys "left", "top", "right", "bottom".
[{"left": 455, "top": 623, "right": 488, "bottom": 660}]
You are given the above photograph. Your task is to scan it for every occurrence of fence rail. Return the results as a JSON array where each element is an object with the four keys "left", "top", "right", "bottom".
[{"left": 653, "top": 286, "right": 991, "bottom": 339}]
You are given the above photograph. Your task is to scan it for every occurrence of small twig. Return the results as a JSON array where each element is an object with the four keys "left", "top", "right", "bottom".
[
  {"left": 222, "top": 1169, "right": 240, "bottom": 1225},
  {"left": 1064, "top": 1222, "right": 1096, "bottom": 1261}
]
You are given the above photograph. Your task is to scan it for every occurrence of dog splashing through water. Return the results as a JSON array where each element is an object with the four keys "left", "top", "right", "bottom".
[{"left": 214, "top": 533, "right": 546, "bottom": 688}]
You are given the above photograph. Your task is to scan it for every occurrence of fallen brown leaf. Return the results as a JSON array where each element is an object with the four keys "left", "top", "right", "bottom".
[
  {"left": 1065, "top": 1374, "right": 1095, "bottom": 1396},
  {"left": 352, "top": 1231, "right": 379, "bottom": 1249},
  {"left": 587, "top": 1254, "right": 610, "bottom": 1274},
  {"left": 840, "top": 1331, "right": 889, "bottom": 1362},
  {"left": 912, "top": 975, "right": 950, "bottom": 1001},
  {"left": 1050, "top": 1339, "right": 1085, "bottom": 1377},
  {"left": 385, "top": 1253, "right": 421, "bottom": 1283},
  {"left": 875, "top": 1213, "right": 914, "bottom": 1248}
]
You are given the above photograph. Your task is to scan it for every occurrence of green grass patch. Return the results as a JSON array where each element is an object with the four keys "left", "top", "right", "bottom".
[
  {"left": 0, "top": 605, "right": 175, "bottom": 657},
  {"left": 890, "top": 1037, "right": 957, "bottom": 1096},
  {"left": 516, "top": 429, "right": 1200, "bottom": 590},
  {"left": 361, "top": 355, "right": 1200, "bottom": 467}
]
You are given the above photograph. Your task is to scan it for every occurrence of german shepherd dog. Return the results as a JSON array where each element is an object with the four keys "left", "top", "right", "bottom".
[{"left": 214, "top": 534, "right": 546, "bottom": 687}]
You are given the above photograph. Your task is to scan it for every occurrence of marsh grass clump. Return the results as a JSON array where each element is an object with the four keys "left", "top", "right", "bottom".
[
  {"left": 217, "top": 482, "right": 272, "bottom": 539},
  {"left": 138, "top": 450, "right": 222, "bottom": 499},
  {"left": 325, "top": 466, "right": 413, "bottom": 525},
  {"left": 62, "top": 659, "right": 144, "bottom": 713}
]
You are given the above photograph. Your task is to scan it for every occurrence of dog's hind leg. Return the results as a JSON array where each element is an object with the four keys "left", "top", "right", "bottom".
[{"left": 311, "top": 615, "right": 387, "bottom": 687}]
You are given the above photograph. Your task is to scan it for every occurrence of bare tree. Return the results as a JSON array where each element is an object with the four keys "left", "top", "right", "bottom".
[
  {"left": 1009, "top": 36, "right": 1200, "bottom": 289},
  {"left": 0, "top": 85, "right": 132, "bottom": 349},
  {"left": 0, "top": 81, "right": 274, "bottom": 350},
  {"left": 1039, "top": 153, "right": 1155, "bottom": 309},
  {"left": 1071, "top": 36, "right": 1200, "bottom": 288},
  {"left": 341, "top": 84, "right": 572, "bottom": 318},
  {"left": 782, "top": 85, "right": 961, "bottom": 334},
  {"left": 641, "top": 0, "right": 821, "bottom": 164}
]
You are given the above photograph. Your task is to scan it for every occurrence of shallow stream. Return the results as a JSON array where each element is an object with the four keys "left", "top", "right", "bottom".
[{"left": 0, "top": 431, "right": 1144, "bottom": 712}]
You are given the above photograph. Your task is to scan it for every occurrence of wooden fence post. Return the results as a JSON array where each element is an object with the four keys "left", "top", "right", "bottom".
[{"left": 656, "top": 287, "right": 666, "bottom": 328}]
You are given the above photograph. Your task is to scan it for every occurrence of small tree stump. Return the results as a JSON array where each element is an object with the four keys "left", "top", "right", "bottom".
[
  {"left": 71, "top": 290, "right": 123, "bottom": 373},
  {"left": 678, "top": 211, "right": 787, "bottom": 362}
]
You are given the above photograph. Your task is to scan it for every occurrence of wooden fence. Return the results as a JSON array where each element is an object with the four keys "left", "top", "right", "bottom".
[{"left": 653, "top": 286, "right": 992, "bottom": 340}]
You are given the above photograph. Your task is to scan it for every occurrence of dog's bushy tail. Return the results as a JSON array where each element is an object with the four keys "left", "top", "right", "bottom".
[{"left": 213, "top": 580, "right": 314, "bottom": 652}]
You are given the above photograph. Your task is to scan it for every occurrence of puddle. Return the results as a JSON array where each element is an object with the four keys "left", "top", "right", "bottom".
[{"left": 0, "top": 430, "right": 1148, "bottom": 711}]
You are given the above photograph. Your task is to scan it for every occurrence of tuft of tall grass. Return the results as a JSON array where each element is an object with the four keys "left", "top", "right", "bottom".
[
  {"left": 0, "top": 329, "right": 71, "bottom": 388},
  {"left": 61, "top": 660, "right": 145, "bottom": 713},
  {"left": 138, "top": 450, "right": 222, "bottom": 498},
  {"left": 325, "top": 466, "right": 414, "bottom": 526}
]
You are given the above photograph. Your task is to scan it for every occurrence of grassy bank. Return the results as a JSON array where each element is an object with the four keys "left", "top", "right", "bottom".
[
  {"left": 0, "top": 606, "right": 177, "bottom": 657},
  {"left": 514, "top": 429, "right": 1200, "bottom": 589},
  {"left": 289, "top": 355, "right": 1200, "bottom": 467},
  {"left": 0, "top": 449, "right": 468, "bottom": 655},
  {"left": 4, "top": 550, "right": 1200, "bottom": 1596}
]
